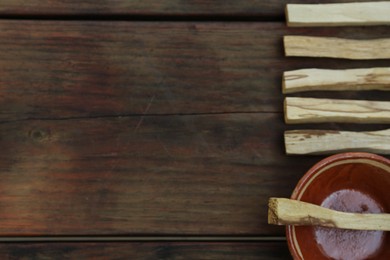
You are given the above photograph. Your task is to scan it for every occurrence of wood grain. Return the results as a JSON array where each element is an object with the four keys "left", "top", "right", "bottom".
[
  {"left": 0, "top": 0, "right": 382, "bottom": 16},
  {"left": 283, "top": 68, "right": 390, "bottom": 94},
  {"left": 284, "top": 97, "right": 390, "bottom": 124},
  {"left": 285, "top": 129, "right": 390, "bottom": 155},
  {"left": 284, "top": 36, "right": 390, "bottom": 60},
  {"left": 1, "top": 21, "right": 390, "bottom": 120},
  {"left": 0, "top": 242, "right": 291, "bottom": 259},
  {"left": 0, "top": 21, "right": 390, "bottom": 237},
  {"left": 286, "top": 2, "right": 390, "bottom": 27},
  {"left": 0, "top": 113, "right": 315, "bottom": 236},
  {"left": 1, "top": 1, "right": 389, "bottom": 256}
]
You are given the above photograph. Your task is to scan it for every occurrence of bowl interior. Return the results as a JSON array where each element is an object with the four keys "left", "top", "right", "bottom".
[{"left": 287, "top": 153, "right": 390, "bottom": 260}]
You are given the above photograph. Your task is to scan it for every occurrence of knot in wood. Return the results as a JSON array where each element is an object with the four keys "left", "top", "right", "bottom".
[{"left": 29, "top": 129, "right": 50, "bottom": 142}]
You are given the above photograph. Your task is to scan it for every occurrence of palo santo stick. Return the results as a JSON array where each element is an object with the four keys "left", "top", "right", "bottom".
[
  {"left": 286, "top": 2, "right": 390, "bottom": 27},
  {"left": 284, "top": 97, "right": 390, "bottom": 124},
  {"left": 284, "top": 129, "right": 390, "bottom": 155},
  {"left": 268, "top": 198, "right": 390, "bottom": 231},
  {"left": 283, "top": 68, "right": 390, "bottom": 94},
  {"left": 284, "top": 36, "right": 390, "bottom": 60}
]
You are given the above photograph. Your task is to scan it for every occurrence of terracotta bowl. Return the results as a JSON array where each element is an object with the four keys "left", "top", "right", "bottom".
[{"left": 286, "top": 152, "right": 390, "bottom": 260}]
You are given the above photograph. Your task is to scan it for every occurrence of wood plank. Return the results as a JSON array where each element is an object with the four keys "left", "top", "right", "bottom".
[
  {"left": 285, "top": 129, "right": 390, "bottom": 155},
  {"left": 286, "top": 2, "right": 390, "bottom": 27},
  {"left": 0, "top": 0, "right": 382, "bottom": 17},
  {"left": 284, "top": 36, "right": 390, "bottom": 60},
  {"left": 283, "top": 68, "right": 390, "bottom": 94},
  {"left": 0, "top": 242, "right": 291, "bottom": 259},
  {"left": 284, "top": 97, "right": 390, "bottom": 124},
  {"left": 1, "top": 21, "right": 390, "bottom": 120},
  {"left": 0, "top": 113, "right": 318, "bottom": 236},
  {"left": 1, "top": 21, "right": 390, "bottom": 237}
]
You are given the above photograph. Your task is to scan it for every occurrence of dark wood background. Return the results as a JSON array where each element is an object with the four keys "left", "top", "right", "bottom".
[{"left": 0, "top": 1, "right": 389, "bottom": 259}]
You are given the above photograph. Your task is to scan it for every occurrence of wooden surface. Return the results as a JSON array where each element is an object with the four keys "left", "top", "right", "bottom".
[
  {"left": 1, "top": 21, "right": 390, "bottom": 119},
  {"left": 0, "top": 0, "right": 383, "bottom": 16},
  {"left": 0, "top": 242, "right": 290, "bottom": 259},
  {"left": 0, "top": 1, "right": 390, "bottom": 258},
  {"left": 0, "top": 113, "right": 305, "bottom": 235}
]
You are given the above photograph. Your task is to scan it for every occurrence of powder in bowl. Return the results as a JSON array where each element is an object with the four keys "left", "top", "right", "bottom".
[{"left": 314, "top": 189, "right": 384, "bottom": 260}]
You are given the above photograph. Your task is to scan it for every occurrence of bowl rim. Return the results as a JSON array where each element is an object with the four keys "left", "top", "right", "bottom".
[{"left": 286, "top": 152, "right": 390, "bottom": 260}]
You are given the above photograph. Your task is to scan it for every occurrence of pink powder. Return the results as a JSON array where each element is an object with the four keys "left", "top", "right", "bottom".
[{"left": 314, "top": 189, "right": 384, "bottom": 260}]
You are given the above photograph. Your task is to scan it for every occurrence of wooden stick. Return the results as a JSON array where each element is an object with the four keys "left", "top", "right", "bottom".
[
  {"left": 284, "top": 129, "right": 390, "bottom": 155},
  {"left": 268, "top": 198, "right": 390, "bottom": 231},
  {"left": 286, "top": 2, "right": 390, "bottom": 27},
  {"left": 283, "top": 68, "right": 390, "bottom": 94},
  {"left": 284, "top": 97, "right": 390, "bottom": 124},
  {"left": 284, "top": 36, "right": 390, "bottom": 60}
]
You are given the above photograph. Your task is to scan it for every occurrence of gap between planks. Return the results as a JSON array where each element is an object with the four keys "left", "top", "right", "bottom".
[
  {"left": 0, "top": 111, "right": 276, "bottom": 124},
  {"left": 0, "top": 236, "right": 286, "bottom": 242},
  {"left": 0, "top": 14, "right": 285, "bottom": 22}
]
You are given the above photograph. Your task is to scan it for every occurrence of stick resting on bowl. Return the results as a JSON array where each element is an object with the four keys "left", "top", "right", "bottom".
[{"left": 268, "top": 198, "right": 390, "bottom": 231}]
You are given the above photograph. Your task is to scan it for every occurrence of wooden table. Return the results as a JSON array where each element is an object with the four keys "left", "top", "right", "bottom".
[{"left": 0, "top": 1, "right": 389, "bottom": 258}]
